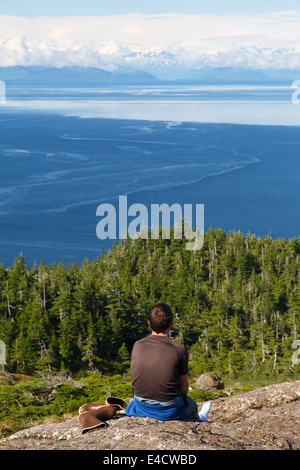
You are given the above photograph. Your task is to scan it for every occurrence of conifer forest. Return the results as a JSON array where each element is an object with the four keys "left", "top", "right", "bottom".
[{"left": 0, "top": 228, "right": 299, "bottom": 379}]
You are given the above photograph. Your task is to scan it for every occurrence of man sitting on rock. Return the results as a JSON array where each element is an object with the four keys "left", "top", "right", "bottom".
[{"left": 125, "top": 302, "right": 211, "bottom": 422}]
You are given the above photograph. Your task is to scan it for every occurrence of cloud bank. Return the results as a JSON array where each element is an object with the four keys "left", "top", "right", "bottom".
[{"left": 1, "top": 12, "right": 300, "bottom": 72}]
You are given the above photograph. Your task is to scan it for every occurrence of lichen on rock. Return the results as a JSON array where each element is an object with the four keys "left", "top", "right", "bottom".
[{"left": 1, "top": 380, "right": 299, "bottom": 451}]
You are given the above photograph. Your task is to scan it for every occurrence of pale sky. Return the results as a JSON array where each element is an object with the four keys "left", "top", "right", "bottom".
[
  {"left": 1, "top": 0, "right": 300, "bottom": 16},
  {"left": 1, "top": 1, "right": 300, "bottom": 71}
]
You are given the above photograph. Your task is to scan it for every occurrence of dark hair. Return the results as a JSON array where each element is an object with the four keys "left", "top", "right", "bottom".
[{"left": 149, "top": 303, "right": 173, "bottom": 333}]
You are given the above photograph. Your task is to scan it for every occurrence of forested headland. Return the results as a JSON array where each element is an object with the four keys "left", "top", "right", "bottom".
[{"left": 0, "top": 228, "right": 299, "bottom": 380}]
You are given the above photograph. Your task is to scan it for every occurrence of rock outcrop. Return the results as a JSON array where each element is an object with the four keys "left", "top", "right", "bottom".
[
  {"left": 196, "top": 373, "right": 224, "bottom": 390},
  {"left": 1, "top": 380, "right": 299, "bottom": 451}
]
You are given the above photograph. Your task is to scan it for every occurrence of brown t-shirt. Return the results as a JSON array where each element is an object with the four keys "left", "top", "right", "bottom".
[{"left": 130, "top": 335, "right": 189, "bottom": 402}]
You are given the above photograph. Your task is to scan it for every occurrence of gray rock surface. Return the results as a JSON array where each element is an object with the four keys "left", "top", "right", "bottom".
[
  {"left": 196, "top": 373, "right": 224, "bottom": 390},
  {"left": 1, "top": 380, "right": 299, "bottom": 451}
]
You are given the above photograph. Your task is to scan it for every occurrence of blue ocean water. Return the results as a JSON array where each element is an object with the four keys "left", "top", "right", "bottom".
[{"left": 0, "top": 84, "right": 299, "bottom": 267}]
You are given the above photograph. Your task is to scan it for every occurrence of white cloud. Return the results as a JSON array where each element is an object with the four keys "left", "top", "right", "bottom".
[{"left": 0, "top": 12, "right": 300, "bottom": 70}]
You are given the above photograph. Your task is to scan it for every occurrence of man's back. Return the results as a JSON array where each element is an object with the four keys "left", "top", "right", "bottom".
[{"left": 130, "top": 335, "right": 188, "bottom": 403}]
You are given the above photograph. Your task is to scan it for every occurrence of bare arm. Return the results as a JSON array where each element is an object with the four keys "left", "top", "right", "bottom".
[{"left": 179, "top": 374, "right": 189, "bottom": 395}]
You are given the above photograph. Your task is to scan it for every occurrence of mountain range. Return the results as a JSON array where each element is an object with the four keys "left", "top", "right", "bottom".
[
  {"left": 0, "top": 65, "right": 299, "bottom": 85},
  {"left": 0, "top": 66, "right": 159, "bottom": 85}
]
